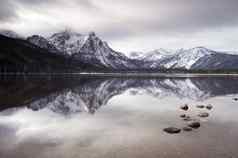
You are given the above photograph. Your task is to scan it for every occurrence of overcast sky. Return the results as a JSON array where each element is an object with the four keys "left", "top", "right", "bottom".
[{"left": 0, "top": 0, "right": 238, "bottom": 53}]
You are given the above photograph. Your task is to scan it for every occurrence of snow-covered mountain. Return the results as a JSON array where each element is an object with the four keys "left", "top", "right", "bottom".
[
  {"left": 144, "top": 48, "right": 175, "bottom": 61},
  {"left": 3, "top": 29, "right": 238, "bottom": 71},
  {"left": 27, "top": 30, "right": 136, "bottom": 69},
  {"left": 133, "top": 47, "right": 238, "bottom": 70},
  {"left": 48, "top": 30, "right": 89, "bottom": 56},
  {"left": 27, "top": 35, "right": 60, "bottom": 54},
  {"left": 160, "top": 47, "right": 215, "bottom": 69}
]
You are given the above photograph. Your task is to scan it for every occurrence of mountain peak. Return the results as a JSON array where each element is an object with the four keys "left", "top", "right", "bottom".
[
  {"left": 89, "top": 31, "right": 96, "bottom": 37},
  {"left": 48, "top": 31, "right": 89, "bottom": 55}
]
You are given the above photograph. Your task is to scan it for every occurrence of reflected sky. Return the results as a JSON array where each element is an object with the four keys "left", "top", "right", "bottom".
[{"left": 0, "top": 76, "right": 238, "bottom": 158}]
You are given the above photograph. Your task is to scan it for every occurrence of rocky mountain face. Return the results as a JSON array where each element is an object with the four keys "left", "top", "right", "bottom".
[
  {"left": 28, "top": 31, "right": 136, "bottom": 70},
  {"left": 27, "top": 35, "right": 60, "bottom": 54}
]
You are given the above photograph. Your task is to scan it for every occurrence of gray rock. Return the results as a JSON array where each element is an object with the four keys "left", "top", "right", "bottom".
[
  {"left": 183, "top": 116, "right": 192, "bottom": 121},
  {"left": 180, "top": 114, "right": 186, "bottom": 118},
  {"left": 180, "top": 104, "right": 189, "bottom": 111},
  {"left": 233, "top": 98, "right": 238, "bottom": 101},
  {"left": 188, "top": 122, "right": 201, "bottom": 129},
  {"left": 163, "top": 127, "right": 181, "bottom": 134},
  {"left": 196, "top": 105, "right": 205, "bottom": 108},
  {"left": 183, "top": 127, "right": 193, "bottom": 131},
  {"left": 198, "top": 112, "right": 209, "bottom": 118},
  {"left": 206, "top": 105, "right": 213, "bottom": 110}
]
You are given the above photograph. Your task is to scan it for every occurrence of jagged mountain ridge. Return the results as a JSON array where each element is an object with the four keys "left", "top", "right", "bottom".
[
  {"left": 130, "top": 47, "right": 238, "bottom": 70},
  {"left": 27, "top": 31, "right": 137, "bottom": 69},
  {"left": 2, "top": 30, "right": 238, "bottom": 71}
]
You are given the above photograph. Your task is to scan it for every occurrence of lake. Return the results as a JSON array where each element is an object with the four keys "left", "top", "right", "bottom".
[{"left": 0, "top": 75, "right": 238, "bottom": 158}]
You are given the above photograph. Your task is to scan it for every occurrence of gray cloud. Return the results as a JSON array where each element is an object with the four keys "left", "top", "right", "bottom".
[
  {"left": 0, "top": 0, "right": 238, "bottom": 52},
  {"left": 0, "top": 1, "right": 18, "bottom": 22}
]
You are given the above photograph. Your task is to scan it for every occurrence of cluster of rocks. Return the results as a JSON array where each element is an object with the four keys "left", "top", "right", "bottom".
[{"left": 163, "top": 104, "right": 213, "bottom": 134}]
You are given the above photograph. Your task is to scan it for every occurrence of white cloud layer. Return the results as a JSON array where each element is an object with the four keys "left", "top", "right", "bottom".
[{"left": 0, "top": 0, "right": 238, "bottom": 53}]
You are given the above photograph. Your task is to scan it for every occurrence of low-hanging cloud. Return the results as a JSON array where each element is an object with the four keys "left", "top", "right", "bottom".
[{"left": 0, "top": 0, "right": 238, "bottom": 52}]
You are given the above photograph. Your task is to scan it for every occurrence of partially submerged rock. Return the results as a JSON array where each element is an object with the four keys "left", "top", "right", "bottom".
[
  {"left": 183, "top": 127, "right": 193, "bottom": 131},
  {"left": 233, "top": 98, "right": 238, "bottom": 101},
  {"left": 206, "top": 105, "right": 213, "bottom": 110},
  {"left": 180, "top": 114, "right": 186, "bottom": 118},
  {"left": 180, "top": 104, "right": 189, "bottom": 111},
  {"left": 163, "top": 127, "right": 181, "bottom": 134},
  {"left": 196, "top": 105, "right": 205, "bottom": 108},
  {"left": 198, "top": 112, "right": 209, "bottom": 118},
  {"left": 188, "top": 122, "right": 201, "bottom": 129},
  {"left": 183, "top": 116, "right": 192, "bottom": 121}
]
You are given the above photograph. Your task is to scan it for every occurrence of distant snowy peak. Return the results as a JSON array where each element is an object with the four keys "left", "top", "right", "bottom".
[
  {"left": 144, "top": 48, "right": 175, "bottom": 61},
  {"left": 128, "top": 51, "right": 145, "bottom": 59},
  {"left": 48, "top": 30, "right": 89, "bottom": 55},
  {"left": 167, "top": 47, "right": 214, "bottom": 69},
  {"left": 0, "top": 30, "right": 22, "bottom": 39}
]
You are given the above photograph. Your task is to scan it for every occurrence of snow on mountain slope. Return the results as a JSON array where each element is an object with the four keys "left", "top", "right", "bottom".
[
  {"left": 5, "top": 28, "right": 238, "bottom": 71},
  {"left": 27, "top": 35, "right": 60, "bottom": 53},
  {"left": 48, "top": 30, "right": 89, "bottom": 55},
  {"left": 163, "top": 47, "right": 214, "bottom": 69},
  {"left": 74, "top": 32, "right": 135, "bottom": 69},
  {"left": 144, "top": 48, "right": 175, "bottom": 61}
]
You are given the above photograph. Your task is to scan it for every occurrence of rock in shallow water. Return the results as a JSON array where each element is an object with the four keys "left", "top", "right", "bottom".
[
  {"left": 183, "top": 127, "right": 193, "bottom": 131},
  {"left": 183, "top": 116, "right": 192, "bottom": 121},
  {"left": 233, "top": 98, "right": 238, "bottom": 101},
  {"left": 188, "top": 122, "right": 201, "bottom": 129},
  {"left": 206, "top": 105, "right": 213, "bottom": 110},
  {"left": 198, "top": 112, "right": 209, "bottom": 118},
  {"left": 163, "top": 127, "right": 181, "bottom": 134},
  {"left": 180, "top": 104, "right": 189, "bottom": 111},
  {"left": 196, "top": 105, "right": 205, "bottom": 108},
  {"left": 180, "top": 114, "right": 186, "bottom": 118}
]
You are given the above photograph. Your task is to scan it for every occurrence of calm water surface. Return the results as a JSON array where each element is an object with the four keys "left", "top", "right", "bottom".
[{"left": 0, "top": 75, "right": 238, "bottom": 158}]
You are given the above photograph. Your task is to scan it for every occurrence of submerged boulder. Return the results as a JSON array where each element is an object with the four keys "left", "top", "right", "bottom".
[
  {"left": 188, "top": 122, "right": 201, "bottom": 129},
  {"left": 180, "top": 114, "right": 186, "bottom": 118},
  {"left": 183, "top": 127, "right": 193, "bottom": 131},
  {"left": 163, "top": 127, "right": 181, "bottom": 134},
  {"left": 198, "top": 112, "right": 209, "bottom": 118},
  {"left": 196, "top": 105, "right": 205, "bottom": 108},
  {"left": 183, "top": 116, "right": 192, "bottom": 121},
  {"left": 180, "top": 104, "right": 189, "bottom": 111},
  {"left": 206, "top": 105, "right": 213, "bottom": 110}
]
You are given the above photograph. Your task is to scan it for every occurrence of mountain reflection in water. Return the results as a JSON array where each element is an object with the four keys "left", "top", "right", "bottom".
[
  {"left": 1, "top": 75, "right": 238, "bottom": 158},
  {"left": 0, "top": 75, "right": 238, "bottom": 115}
]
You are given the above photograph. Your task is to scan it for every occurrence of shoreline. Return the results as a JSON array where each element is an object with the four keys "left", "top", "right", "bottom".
[{"left": 1, "top": 72, "right": 238, "bottom": 78}]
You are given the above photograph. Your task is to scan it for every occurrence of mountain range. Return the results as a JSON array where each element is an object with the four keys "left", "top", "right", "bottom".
[{"left": 1, "top": 29, "right": 238, "bottom": 72}]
